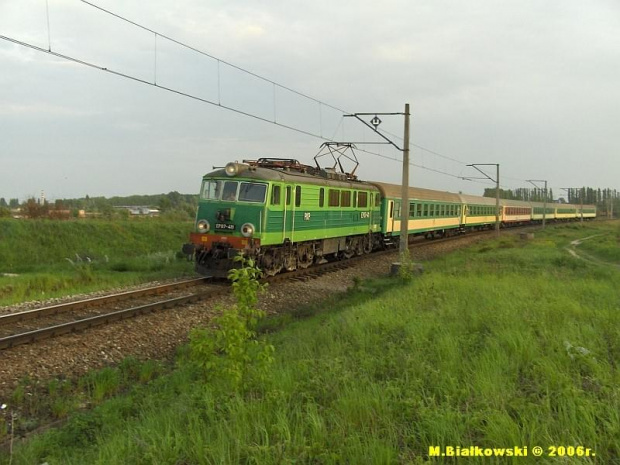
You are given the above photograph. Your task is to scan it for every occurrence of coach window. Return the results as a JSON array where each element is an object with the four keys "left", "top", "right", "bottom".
[
  {"left": 423, "top": 204, "right": 428, "bottom": 217},
  {"left": 319, "top": 188, "right": 325, "bottom": 207},
  {"left": 416, "top": 203, "right": 422, "bottom": 218},
  {"left": 329, "top": 189, "right": 340, "bottom": 207},
  {"left": 409, "top": 203, "right": 416, "bottom": 218},
  {"left": 394, "top": 201, "right": 401, "bottom": 219},
  {"left": 341, "top": 191, "right": 351, "bottom": 207},
  {"left": 358, "top": 191, "right": 368, "bottom": 208},
  {"left": 271, "top": 185, "right": 281, "bottom": 205}
]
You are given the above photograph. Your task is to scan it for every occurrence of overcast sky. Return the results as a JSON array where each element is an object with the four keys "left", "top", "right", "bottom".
[{"left": 1, "top": 0, "right": 619, "bottom": 201}]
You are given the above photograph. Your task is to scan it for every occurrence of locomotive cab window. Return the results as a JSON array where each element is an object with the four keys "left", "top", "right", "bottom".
[
  {"left": 239, "top": 182, "right": 267, "bottom": 203},
  {"left": 222, "top": 181, "right": 238, "bottom": 201},
  {"left": 319, "top": 188, "right": 325, "bottom": 207},
  {"left": 201, "top": 180, "right": 222, "bottom": 200}
]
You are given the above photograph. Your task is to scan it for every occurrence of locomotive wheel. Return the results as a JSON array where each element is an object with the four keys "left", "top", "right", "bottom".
[
  {"left": 363, "top": 234, "right": 373, "bottom": 254},
  {"left": 353, "top": 237, "right": 364, "bottom": 256},
  {"left": 297, "top": 244, "right": 314, "bottom": 269},
  {"left": 283, "top": 252, "right": 297, "bottom": 271},
  {"left": 261, "top": 249, "right": 283, "bottom": 276},
  {"left": 341, "top": 238, "right": 355, "bottom": 259}
]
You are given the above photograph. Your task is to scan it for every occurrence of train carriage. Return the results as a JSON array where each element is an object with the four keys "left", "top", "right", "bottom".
[
  {"left": 555, "top": 205, "right": 579, "bottom": 220},
  {"left": 579, "top": 206, "right": 597, "bottom": 219},
  {"left": 372, "top": 182, "right": 463, "bottom": 240},
  {"left": 501, "top": 199, "right": 532, "bottom": 225},
  {"left": 459, "top": 194, "right": 498, "bottom": 230},
  {"left": 531, "top": 203, "right": 555, "bottom": 223}
]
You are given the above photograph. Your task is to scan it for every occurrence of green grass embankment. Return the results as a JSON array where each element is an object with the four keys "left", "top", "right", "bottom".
[
  {"left": 3, "top": 222, "right": 620, "bottom": 464},
  {"left": 0, "top": 219, "right": 194, "bottom": 305},
  {"left": 572, "top": 220, "right": 620, "bottom": 264}
]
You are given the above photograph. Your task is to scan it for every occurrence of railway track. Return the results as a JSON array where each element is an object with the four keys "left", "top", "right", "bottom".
[
  {"left": 0, "top": 278, "right": 219, "bottom": 350},
  {"left": 0, "top": 228, "right": 500, "bottom": 351}
]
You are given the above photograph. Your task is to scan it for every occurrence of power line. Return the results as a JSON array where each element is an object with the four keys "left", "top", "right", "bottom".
[
  {"left": 79, "top": 0, "right": 346, "bottom": 116},
  {"left": 0, "top": 34, "right": 325, "bottom": 140},
  {"left": 1, "top": 2, "right": 512, "bottom": 187}
]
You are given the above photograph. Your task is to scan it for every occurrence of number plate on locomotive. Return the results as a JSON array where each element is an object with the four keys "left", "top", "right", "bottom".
[{"left": 215, "top": 223, "right": 235, "bottom": 231}]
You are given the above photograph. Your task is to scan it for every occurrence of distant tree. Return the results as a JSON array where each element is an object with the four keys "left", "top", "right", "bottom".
[
  {"left": 0, "top": 198, "right": 7, "bottom": 208},
  {"left": 0, "top": 206, "right": 10, "bottom": 218},
  {"left": 22, "top": 198, "right": 48, "bottom": 218},
  {"left": 159, "top": 196, "right": 172, "bottom": 212},
  {"left": 9, "top": 198, "right": 19, "bottom": 208}
]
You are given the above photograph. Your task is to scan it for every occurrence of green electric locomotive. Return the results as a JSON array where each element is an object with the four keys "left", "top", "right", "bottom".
[{"left": 182, "top": 158, "right": 383, "bottom": 277}]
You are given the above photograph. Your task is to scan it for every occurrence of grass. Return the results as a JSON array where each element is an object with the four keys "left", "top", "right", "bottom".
[
  {"left": 573, "top": 222, "right": 620, "bottom": 264},
  {"left": 2, "top": 222, "right": 619, "bottom": 464},
  {"left": 0, "top": 218, "right": 194, "bottom": 305}
]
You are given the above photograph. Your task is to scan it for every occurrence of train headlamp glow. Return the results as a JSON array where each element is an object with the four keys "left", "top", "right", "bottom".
[
  {"left": 225, "top": 162, "right": 249, "bottom": 177},
  {"left": 240, "top": 222, "right": 255, "bottom": 237},
  {"left": 197, "top": 219, "right": 210, "bottom": 232}
]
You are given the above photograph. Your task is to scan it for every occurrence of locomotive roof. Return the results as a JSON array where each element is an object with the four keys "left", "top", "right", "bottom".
[
  {"left": 205, "top": 166, "right": 381, "bottom": 191},
  {"left": 371, "top": 182, "right": 462, "bottom": 203}
]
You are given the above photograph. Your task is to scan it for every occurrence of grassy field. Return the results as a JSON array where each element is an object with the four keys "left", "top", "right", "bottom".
[
  {"left": 0, "top": 218, "right": 194, "bottom": 305},
  {"left": 2, "top": 222, "right": 619, "bottom": 464}
]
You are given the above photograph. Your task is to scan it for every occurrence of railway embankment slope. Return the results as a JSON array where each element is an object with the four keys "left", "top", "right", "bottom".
[{"left": 3, "top": 222, "right": 619, "bottom": 464}]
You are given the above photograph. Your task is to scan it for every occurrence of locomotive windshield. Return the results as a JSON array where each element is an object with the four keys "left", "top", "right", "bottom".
[
  {"left": 239, "top": 182, "right": 267, "bottom": 203},
  {"left": 200, "top": 179, "right": 266, "bottom": 203}
]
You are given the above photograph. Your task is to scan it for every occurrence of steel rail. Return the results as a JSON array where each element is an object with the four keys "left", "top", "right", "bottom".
[
  {"left": 0, "top": 289, "right": 226, "bottom": 350},
  {"left": 0, "top": 278, "right": 209, "bottom": 325}
]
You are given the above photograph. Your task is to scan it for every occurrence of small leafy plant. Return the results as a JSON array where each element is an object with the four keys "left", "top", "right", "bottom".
[{"left": 189, "top": 256, "right": 274, "bottom": 391}]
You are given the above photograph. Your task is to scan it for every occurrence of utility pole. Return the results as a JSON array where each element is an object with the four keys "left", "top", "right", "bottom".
[
  {"left": 345, "top": 105, "right": 412, "bottom": 258},
  {"left": 465, "top": 164, "right": 500, "bottom": 237},
  {"left": 527, "top": 179, "right": 548, "bottom": 229},
  {"left": 399, "top": 104, "right": 410, "bottom": 255}
]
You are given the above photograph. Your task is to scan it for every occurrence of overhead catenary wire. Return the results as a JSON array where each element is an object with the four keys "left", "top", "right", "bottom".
[{"left": 2, "top": 1, "right": 531, "bottom": 188}]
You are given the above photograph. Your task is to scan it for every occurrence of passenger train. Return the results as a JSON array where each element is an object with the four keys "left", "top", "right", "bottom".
[{"left": 182, "top": 157, "right": 596, "bottom": 277}]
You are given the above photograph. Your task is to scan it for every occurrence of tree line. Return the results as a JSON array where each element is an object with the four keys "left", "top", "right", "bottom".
[{"left": 0, "top": 191, "right": 198, "bottom": 220}]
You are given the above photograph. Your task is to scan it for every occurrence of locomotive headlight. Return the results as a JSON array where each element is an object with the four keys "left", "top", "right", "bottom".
[
  {"left": 240, "top": 222, "right": 255, "bottom": 237},
  {"left": 225, "top": 162, "right": 249, "bottom": 177},
  {"left": 197, "top": 219, "right": 210, "bottom": 232}
]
